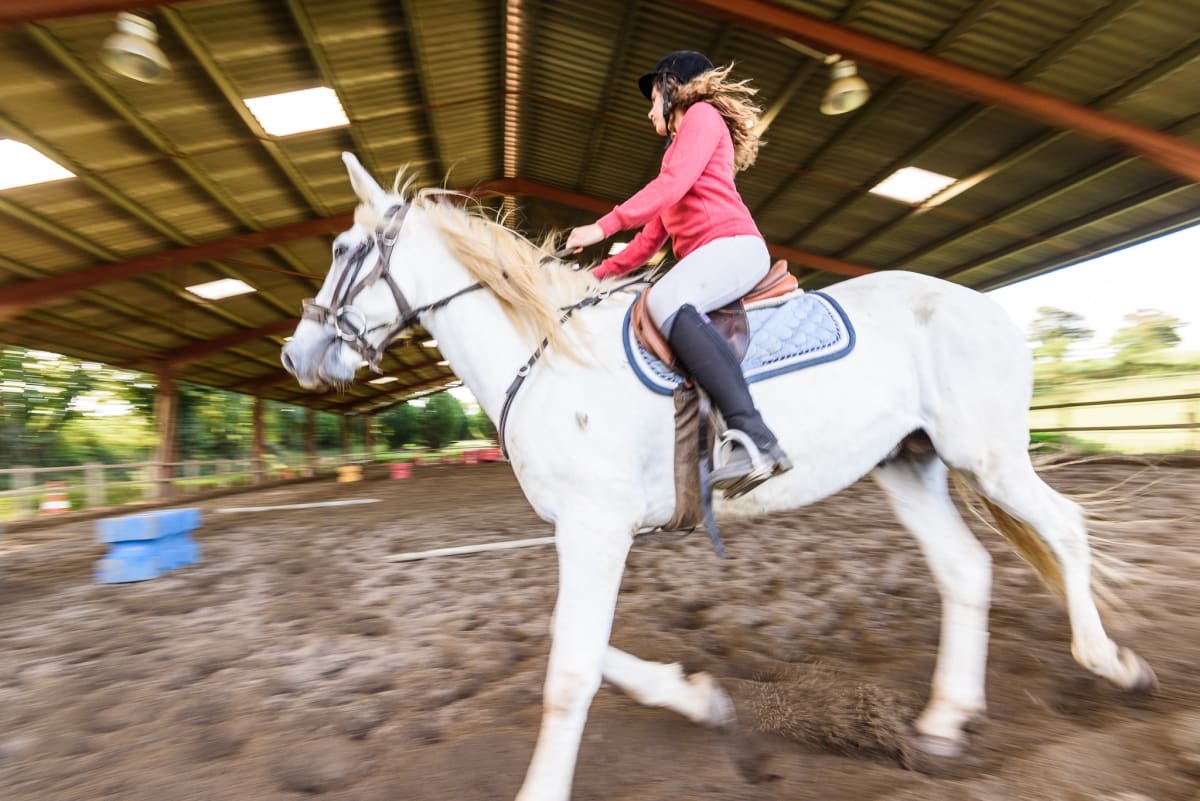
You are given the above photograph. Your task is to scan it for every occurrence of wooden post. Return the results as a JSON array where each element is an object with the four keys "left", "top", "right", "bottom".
[
  {"left": 13, "top": 466, "right": 33, "bottom": 519},
  {"left": 363, "top": 414, "right": 375, "bottom": 461},
  {"left": 253, "top": 395, "right": 265, "bottom": 484},
  {"left": 84, "top": 463, "right": 104, "bottom": 509},
  {"left": 305, "top": 408, "right": 317, "bottom": 477},
  {"left": 154, "top": 368, "right": 178, "bottom": 500},
  {"left": 184, "top": 459, "right": 199, "bottom": 492}
]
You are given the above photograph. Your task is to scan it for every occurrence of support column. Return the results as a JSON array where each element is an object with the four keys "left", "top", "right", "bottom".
[
  {"left": 363, "top": 414, "right": 375, "bottom": 461},
  {"left": 253, "top": 394, "right": 265, "bottom": 484},
  {"left": 154, "top": 368, "right": 178, "bottom": 500},
  {"left": 305, "top": 407, "right": 317, "bottom": 477}
]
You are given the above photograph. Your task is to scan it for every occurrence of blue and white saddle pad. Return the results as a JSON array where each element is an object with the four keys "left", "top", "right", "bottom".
[{"left": 622, "top": 290, "right": 856, "bottom": 395}]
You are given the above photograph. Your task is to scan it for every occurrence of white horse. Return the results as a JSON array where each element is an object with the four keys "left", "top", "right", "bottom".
[{"left": 281, "top": 154, "right": 1155, "bottom": 801}]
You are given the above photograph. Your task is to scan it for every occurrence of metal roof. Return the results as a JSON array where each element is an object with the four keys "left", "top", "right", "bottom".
[{"left": 1, "top": 0, "right": 1197, "bottom": 414}]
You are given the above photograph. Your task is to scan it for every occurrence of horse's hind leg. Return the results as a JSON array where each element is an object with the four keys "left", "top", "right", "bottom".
[
  {"left": 602, "top": 646, "right": 734, "bottom": 728},
  {"left": 963, "top": 452, "right": 1156, "bottom": 692},
  {"left": 516, "top": 512, "right": 632, "bottom": 801},
  {"left": 873, "top": 452, "right": 991, "bottom": 754}
]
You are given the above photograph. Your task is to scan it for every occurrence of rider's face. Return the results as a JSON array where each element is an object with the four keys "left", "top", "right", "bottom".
[{"left": 648, "top": 86, "right": 668, "bottom": 137}]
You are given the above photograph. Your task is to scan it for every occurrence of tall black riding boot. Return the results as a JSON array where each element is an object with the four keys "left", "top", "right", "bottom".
[{"left": 667, "top": 304, "right": 792, "bottom": 495}]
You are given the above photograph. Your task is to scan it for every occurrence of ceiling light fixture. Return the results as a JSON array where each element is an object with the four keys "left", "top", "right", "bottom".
[
  {"left": 820, "top": 58, "right": 870, "bottom": 116},
  {"left": 100, "top": 12, "right": 172, "bottom": 84},
  {"left": 777, "top": 39, "right": 871, "bottom": 116}
]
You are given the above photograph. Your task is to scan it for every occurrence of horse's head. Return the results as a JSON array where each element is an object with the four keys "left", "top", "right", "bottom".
[{"left": 281, "top": 153, "right": 416, "bottom": 391}]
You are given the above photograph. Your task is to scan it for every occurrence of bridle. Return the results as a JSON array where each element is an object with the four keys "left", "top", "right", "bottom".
[
  {"left": 300, "top": 203, "right": 485, "bottom": 371},
  {"left": 301, "top": 201, "right": 649, "bottom": 458}
]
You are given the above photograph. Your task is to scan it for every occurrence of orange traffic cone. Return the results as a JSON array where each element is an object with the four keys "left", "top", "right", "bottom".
[{"left": 40, "top": 480, "right": 71, "bottom": 515}]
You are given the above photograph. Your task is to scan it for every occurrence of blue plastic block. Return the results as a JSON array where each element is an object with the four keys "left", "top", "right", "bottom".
[
  {"left": 95, "top": 541, "right": 161, "bottom": 583},
  {"left": 160, "top": 531, "right": 201, "bottom": 570},
  {"left": 96, "top": 508, "right": 201, "bottom": 544},
  {"left": 94, "top": 508, "right": 202, "bottom": 582},
  {"left": 160, "top": 508, "right": 201, "bottom": 536}
]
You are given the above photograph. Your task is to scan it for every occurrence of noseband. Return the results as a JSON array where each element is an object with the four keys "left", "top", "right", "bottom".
[{"left": 300, "top": 203, "right": 484, "bottom": 371}]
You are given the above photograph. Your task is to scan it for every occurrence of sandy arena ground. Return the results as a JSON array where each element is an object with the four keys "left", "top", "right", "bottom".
[{"left": 1, "top": 457, "right": 1198, "bottom": 801}]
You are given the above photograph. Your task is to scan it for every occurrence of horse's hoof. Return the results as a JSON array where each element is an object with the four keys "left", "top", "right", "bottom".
[
  {"left": 690, "top": 672, "right": 736, "bottom": 730},
  {"left": 1118, "top": 647, "right": 1158, "bottom": 694},
  {"left": 915, "top": 733, "right": 965, "bottom": 759}
]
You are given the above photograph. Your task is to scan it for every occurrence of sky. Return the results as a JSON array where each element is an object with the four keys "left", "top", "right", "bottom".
[{"left": 987, "top": 224, "right": 1200, "bottom": 358}]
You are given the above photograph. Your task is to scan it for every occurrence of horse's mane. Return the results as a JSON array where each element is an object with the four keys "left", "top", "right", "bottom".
[{"left": 358, "top": 175, "right": 613, "bottom": 362}]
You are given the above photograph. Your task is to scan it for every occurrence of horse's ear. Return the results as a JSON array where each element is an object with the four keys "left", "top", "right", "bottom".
[{"left": 342, "top": 152, "right": 388, "bottom": 208}]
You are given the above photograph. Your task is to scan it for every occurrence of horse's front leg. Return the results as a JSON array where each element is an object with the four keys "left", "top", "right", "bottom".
[
  {"left": 602, "top": 647, "right": 734, "bottom": 728},
  {"left": 515, "top": 511, "right": 633, "bottom": 801}
]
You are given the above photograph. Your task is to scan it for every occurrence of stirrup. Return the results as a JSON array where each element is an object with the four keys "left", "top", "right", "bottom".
[{"left": 710, "top": 429, "right": 790, "bottom": 499}]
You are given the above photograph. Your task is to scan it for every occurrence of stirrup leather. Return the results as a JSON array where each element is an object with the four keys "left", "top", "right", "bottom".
[{"left": 710, "top": 429, "right": 776, "bottom": 498}]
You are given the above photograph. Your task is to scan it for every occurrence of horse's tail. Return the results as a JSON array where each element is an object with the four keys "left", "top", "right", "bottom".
[{"left": 950, "top": 470, "right": 1066, "bottom": 600}]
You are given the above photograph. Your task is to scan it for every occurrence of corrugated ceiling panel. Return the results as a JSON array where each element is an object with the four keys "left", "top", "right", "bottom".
[
  {"left": 938, "top": 0, "right": 1110, "bottom": 77},
  {"left": 303, "top": 0, "right": 434, "bottom": 181},
  {"left": 180, "top": 1, "right": 316, "bottom": 97},
  {"left": 1109, "top": 63, "right": 1200, "bottom": 130},
  {"left": 11, "top": 188, "right": 171, "bottom": 259},
  {"left": 0, "top": 209, "right": 94, "bottom": 273},
  {"left": 1031, "top": 0, "right": 1200, "bottom": 108},
  {"left": 187, "top": 146, "right": 311, "bottom": 225},
  {"left": 405, "top": 0, "right": 501, "bottom": 184},
  {"left": 852, "top": 0, "right": 977, "bottom": 49},
  {"left": 102, "top": 162, "right": 243, "bottom": 241}
]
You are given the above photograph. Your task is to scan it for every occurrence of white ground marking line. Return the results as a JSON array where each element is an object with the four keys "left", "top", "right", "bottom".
[
  {"left": 216, "top": 499, "right": 383, "bottom": 513},
  {"left": 386, "top": 536, "right": 556, "bottom": 562}
]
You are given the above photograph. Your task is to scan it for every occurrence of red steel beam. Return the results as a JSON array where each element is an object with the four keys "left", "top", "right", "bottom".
[
  {"left": 2, "top": 178, "right": 873, "bottom": 322},
  {"left": 162, "top": 317, "right": 299, "bottom": 368},
  {"left": 0, "top": 1, "right": 182, "bottom": 27},
  {"left": 673, "top": 0, "right": 1200, "bottom": 184},
  {"left": 0, "top": 213, "right": 351, "bottom": 321}
]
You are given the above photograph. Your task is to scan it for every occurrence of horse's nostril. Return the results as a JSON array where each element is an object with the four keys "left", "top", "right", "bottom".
[{"left": 281, "top": 348, "right": 297, "bottom": 375}]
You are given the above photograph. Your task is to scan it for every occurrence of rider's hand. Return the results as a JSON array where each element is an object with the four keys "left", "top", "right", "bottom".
[{"left": 563, "top": 223, "right": 605, "bottom": 254}]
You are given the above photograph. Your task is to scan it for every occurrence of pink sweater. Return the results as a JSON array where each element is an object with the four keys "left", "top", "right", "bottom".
[{"left": 593, "top": 101, "right": 761, "bottom": 280}]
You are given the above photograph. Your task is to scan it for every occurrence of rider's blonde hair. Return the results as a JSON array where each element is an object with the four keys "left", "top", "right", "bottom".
[{"left": 665, "top": 64, "right": 764, "bottom": 173}]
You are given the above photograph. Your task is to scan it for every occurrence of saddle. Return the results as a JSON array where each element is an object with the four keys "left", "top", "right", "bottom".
[{"left": 631, "top": 259, "right": 799, "bottom": 370}]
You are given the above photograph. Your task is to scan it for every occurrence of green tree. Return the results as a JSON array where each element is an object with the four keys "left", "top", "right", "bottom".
[
  {"left": 0, "top": 348, "right": 158, "bottom": 468},
  {"left": 378, "top": 402, "right": 420, "bottom": 448},
  {"left": 178, "top": 383, "right": 251, "bottom": 459},
  {"left": 1029, "top": 307, "right": 1093, "bottom": 361},
  {"left": 468, "top": 408, "right": 496, "bottom": 441},
  {"left": 419, "top": 392, "right": 466, "bottom": 450},
  {"left": 1110, "top": 308, "right": 1183, "bottom": 361}
]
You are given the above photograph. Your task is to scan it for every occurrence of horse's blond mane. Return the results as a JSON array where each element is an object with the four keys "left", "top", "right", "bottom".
[{"left": 357, "top": 174, "right": 609, "bottom": 361}]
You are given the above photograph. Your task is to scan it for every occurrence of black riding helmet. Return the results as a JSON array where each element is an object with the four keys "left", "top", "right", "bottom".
[
  {"left": 638, "top": 51, "right": 715, "bottom": 142},
  {"left": 637, "top": 50, "right": 715, "bottom": 99}
]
